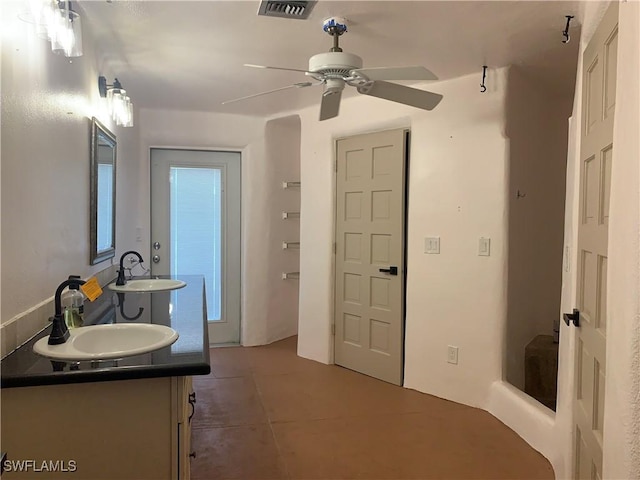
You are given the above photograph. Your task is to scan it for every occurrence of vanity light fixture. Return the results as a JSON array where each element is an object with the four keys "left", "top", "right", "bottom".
[
  {"left": 26, "top": 0, "right": 83, "bottom": 57},
  {"left": 98, "top": 76, "right": 134, "bottom": 127}
]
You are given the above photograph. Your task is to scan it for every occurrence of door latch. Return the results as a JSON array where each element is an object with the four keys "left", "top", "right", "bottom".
[
  {"left": 379, "top": 266, "right": 398, "bottom": 276},
  {"left": 563, "top": 308, "right": 580, "bottom": 327}
]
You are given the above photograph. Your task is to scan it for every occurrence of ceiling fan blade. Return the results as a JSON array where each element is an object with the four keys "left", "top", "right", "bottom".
[
  {"left": 222, "top": 82, "right": 314, "bottom": 105},
  {"left": 319, "top": 90, "right": 342, "bottom": 121},
  {"left": 244, "top": 64, "right": 312, "bottom": 75},
  {"left": 352, "top": 66, "right": 438, "bottom": 81},
  {"left": 358, "top": 81, "right": 443, "bottom": 111}
]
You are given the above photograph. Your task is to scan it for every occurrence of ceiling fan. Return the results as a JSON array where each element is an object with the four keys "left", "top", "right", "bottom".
[{"left": 222, "top": 17, "right": 443, "bottom": 121}]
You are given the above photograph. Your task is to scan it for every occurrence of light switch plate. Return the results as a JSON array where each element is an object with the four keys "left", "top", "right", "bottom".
[
  {"left": 479, "top": 237, "right": 491, "bottom": 256},
  {"left": 425, "top": 237, "right": 440, "bottom": 254},
  {"left": 447, "top": 345, "right": 459, "bottom": 365}
]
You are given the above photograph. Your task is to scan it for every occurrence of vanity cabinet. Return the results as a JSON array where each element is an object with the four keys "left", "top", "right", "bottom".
[
  {"left": 177, "top": 375, "right": 195, "bottom": 480},
  {"left": 1, "top": 376, "right": 195, "bottom": 479}
]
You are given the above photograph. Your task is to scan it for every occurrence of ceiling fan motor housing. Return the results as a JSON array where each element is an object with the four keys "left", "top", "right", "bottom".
[{"left": 308, "top": 52, "right": 363, "bottom": 78}]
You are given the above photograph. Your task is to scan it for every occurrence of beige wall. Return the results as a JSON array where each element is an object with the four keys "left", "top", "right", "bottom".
[
  {"left": 138, "top": 108, "right": 300, "bottom": 346},
  {"left": 490, "top": 2, "right": 640, "bottom": 478},
  {"left": 296, "top": 2, "right": 639, "bottom": 476},
  {"left": 297, "top": 68, "right": 510, "bottom": 408},
  {"left": 0, "top": 1, "right": 140, "bottom": 353},
  {"left": 0, "top": 0, "right": 302, "bottom": 354},
  {"left": 246, "top": 115, "right": 300, "bottom": 345}
]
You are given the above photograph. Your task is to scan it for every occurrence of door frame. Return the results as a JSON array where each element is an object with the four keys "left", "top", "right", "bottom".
[
  {"left": 149, "top": 146, "right": 243, "bottom": 345},
  {"left": 330, "top": 127, "right": 411, "bottom": 381}
]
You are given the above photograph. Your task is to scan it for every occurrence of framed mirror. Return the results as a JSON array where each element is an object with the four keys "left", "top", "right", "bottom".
[{"left": 90, "top": 117, "right": 117, "bottom": 265}]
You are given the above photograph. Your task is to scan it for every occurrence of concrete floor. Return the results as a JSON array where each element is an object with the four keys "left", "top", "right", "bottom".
[{"left": 190, "top": 336, "right": 554, "bottom": 480}]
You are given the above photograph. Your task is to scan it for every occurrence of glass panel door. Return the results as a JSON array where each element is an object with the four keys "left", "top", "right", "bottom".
[{"left": 151, "top": 149, "right": 241, "bottom": 345}]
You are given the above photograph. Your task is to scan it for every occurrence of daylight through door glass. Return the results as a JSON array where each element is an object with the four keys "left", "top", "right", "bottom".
[{"left": 170, "top": 166, "right": 222, "bottom": 321}]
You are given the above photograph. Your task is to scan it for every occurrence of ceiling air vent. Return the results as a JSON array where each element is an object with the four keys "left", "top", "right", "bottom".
[{"left": 257, "top": 1, "right": 316, "bottom": 20}]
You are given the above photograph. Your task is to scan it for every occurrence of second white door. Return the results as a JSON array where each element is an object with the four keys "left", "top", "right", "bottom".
[
  {"left": 150, "top": 148, "right": 241, "bottom": 345},
  {"left": 572, "top": 2, "right": 617, "bottom": 477}
]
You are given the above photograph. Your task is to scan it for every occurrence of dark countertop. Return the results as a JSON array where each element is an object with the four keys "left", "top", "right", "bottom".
[{"left": 1, "top": 275, "right": 211, "bottom": 388}]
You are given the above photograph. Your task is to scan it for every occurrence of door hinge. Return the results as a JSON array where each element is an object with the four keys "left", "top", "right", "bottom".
[
  {"left": 331, "top": 323, "right": 336, "bottom": 335},
  {"left": 333, "top": 242, "right": 336, "bottom": 254},
  {"left": 334, "top": 158, "right": 338, "bottom": 172}
]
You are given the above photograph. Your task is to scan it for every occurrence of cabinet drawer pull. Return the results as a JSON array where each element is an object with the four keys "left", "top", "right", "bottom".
[
  {"left": 189, "top": 451, "right": 196, "bottom": 459},
  {"left": 188, "top": 400, "right": 195, "bottom": 423},
  {"left": 188, "top": 391, "right": 196, "bottom": 423}
]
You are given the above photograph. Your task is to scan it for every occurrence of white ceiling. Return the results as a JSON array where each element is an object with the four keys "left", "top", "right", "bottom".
[{"left": 80, "top": 0, "right": 583, "bottom": 118}]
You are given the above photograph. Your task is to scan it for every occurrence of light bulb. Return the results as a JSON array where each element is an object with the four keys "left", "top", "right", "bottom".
[
  {"left": 122, "top": 100, "right": 134, "bottom": 127},
  {"left": 50, "top": 3, "right": 82, "bottom": 57}
]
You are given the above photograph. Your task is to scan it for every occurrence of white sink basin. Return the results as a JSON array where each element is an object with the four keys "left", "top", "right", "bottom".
[
  {"left": 33, "top": 324, "right": 179, "bottom": 361},
  {"left": 108, "top": 278, "right": 186, "bottom": 293}
]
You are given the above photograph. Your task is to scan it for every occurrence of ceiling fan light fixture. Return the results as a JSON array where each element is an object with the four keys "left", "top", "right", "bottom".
[
  {"left": 230, "top": 22, "right": 443, "bottom": 121},
  {"left": 324, "top": 78, "right": 345, "bottom": 96},
  {"left": 308, "top": 52, "right": 362, "bottom": 78}
]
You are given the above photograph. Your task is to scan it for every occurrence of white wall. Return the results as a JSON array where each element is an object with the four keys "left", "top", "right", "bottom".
[
  {"left": 138, "top": 109, "right": 299, "bottom": 346},
  {"left": 602, "top": 1, "right": 640, "bottom": 477},
  {"left": 489, "top": 2, "right": 640, "bottom": 478},
  {"left": 297, "top": 68, "right": 510, "bottom": 409},
  {"left": 0, "top": 0, "right": 303, "bottom": 351},
  {"left": 504, "top": 66, "right": 572, "bottom": 390},
  {"left": 297, "top": 2, "right": 639, "bottom": 477},
  {"left": 244, "top": 115, "right": 300, "bottom": 345},
  {"left": 0, "top": 1, "right": 140, "bottom": 351}
]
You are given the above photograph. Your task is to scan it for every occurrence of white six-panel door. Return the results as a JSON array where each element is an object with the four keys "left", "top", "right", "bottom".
[
  {"left": 573, "top": 3, "right": 618, "bottom": 478},
  {"left": 334, "top": 129, "right": 407, "bottom": 386}
]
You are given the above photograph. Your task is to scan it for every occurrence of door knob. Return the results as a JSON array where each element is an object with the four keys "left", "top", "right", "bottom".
[
  {"left": 152, "top": 255, "right": 160, "bottom": 263},
  {"left": 379, "top": 266, "right": 398, "bottom": 276},
  {"left": 563, "top": 308, "right": 580, "bottom": 327}
]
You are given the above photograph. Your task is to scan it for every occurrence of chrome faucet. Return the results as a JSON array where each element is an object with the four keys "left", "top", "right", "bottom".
[
  {"left": 49, "top": 277, "right": 86, "bottom": 345},
  {"left": 116, "top": 251, "right": 144, "bottom": 286}
]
